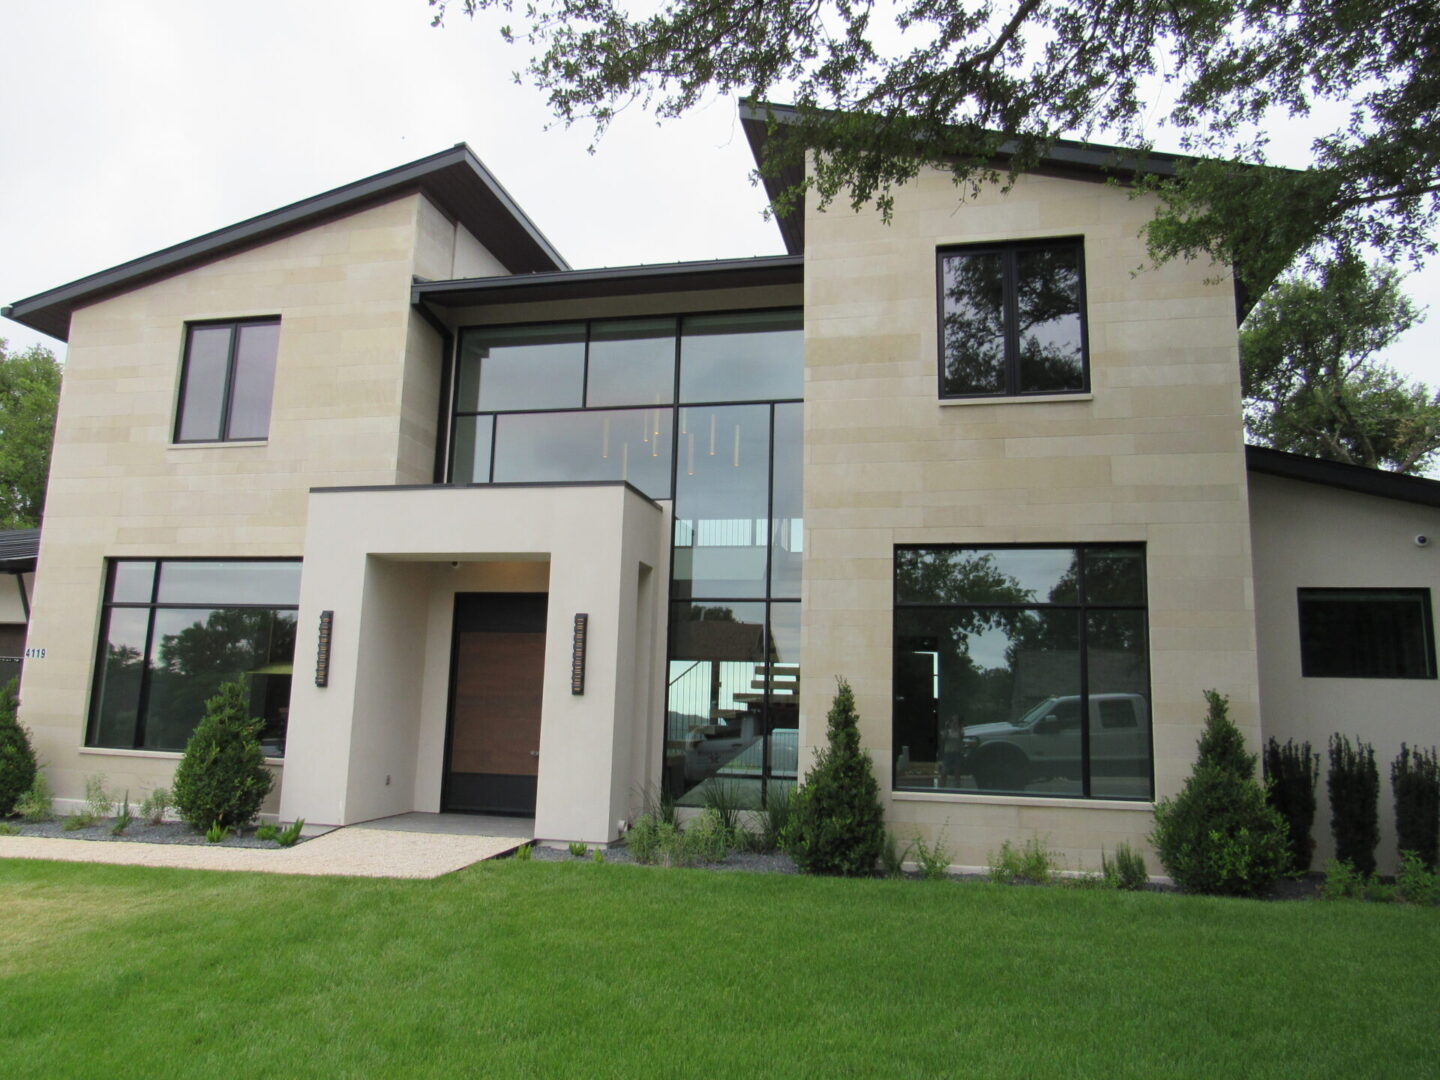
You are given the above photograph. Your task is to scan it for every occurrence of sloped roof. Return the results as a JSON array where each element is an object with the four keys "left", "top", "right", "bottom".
[
  {"left": 3, "top": 144, "right": 568, "bottom": 342},
  {"left": 0, "top": 529, "right": 39, "bottom": 572},
  {"left": 1246, "top": 445, "right": 1440, "bottom": 508}
]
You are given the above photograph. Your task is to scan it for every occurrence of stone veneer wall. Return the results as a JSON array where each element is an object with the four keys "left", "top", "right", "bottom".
[
  {"left": 19, "top": 193, "right": 499, "bottom": 809},
  {"left": 799, "top": 167, "right": 1262, "bottom": 871}
]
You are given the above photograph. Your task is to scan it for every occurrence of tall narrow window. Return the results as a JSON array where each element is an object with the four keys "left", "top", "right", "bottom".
[
  {"left": 938, "top": 240, "right": 1087, "bottom": 398},
  {"left": 175, "top": 319, "right": 280, "bottom": 442}
]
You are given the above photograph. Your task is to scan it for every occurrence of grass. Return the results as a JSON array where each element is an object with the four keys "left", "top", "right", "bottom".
[{"left": 1, "top": 859, "right": 1437, "bottom": 1078}]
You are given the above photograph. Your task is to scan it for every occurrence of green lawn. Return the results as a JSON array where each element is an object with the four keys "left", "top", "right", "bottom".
[{"left": 1, "top": 858, "right": 1436, "bottom": 1079}]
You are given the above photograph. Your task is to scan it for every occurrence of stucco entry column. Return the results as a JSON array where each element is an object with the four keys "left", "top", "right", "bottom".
[{"left": 279, "top": 483, "right": 667, "bottom": 839}]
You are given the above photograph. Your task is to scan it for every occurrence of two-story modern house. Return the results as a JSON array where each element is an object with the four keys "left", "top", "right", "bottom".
[{"left": 6, "top": 104, "right": 1436, "bottom": 871}]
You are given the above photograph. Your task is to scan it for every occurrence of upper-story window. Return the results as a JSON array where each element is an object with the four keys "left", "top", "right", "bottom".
[
  {"left": 937, "top": 239, "right": 1088, "bottom": 398},
  {"left": 174, "top": 318, "right": 280, "bottom": 442}
]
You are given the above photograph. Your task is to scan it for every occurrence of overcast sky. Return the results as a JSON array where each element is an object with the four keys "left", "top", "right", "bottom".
[{"left": 3, "top": 0, "right": 1437, "bottom": 394}]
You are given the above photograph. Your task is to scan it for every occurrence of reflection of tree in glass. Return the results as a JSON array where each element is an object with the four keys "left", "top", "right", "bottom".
[{"left": 942, "top": 248, "right": 1082, "bottom": 394}]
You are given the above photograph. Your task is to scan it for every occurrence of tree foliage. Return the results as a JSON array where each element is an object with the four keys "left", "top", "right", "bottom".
[
  {"left": 0, "top": 679, "right": 38, "bottom": 817},
  {"left": 431, "top": 0, "right": 1440, "bottom": 288},
  {"left": 0, "top": 339, "right": 61, "bottom": 529},
  {"left": 1240, "top": 260, "right": 1440, "bottom": 474}
]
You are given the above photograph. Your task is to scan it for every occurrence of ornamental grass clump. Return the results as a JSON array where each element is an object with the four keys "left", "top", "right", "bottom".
[
  {"left": 172, "top": 681, "right": 274, "bottom": 831},
  {"left": 1264, "top": 737, "right": 1320, "bottom": 873},
  {"left": 1328, "top": 734, "right": 1379, "bottom": 876},
  {"left": 0, "top": 678, "right": 37, "bottom": 817},
  {"left": 1151, "top": 690, "right": 1289, "bottom": 897},
  {"left": 786, "top": 677, "right": 885, "bottom": 876}
]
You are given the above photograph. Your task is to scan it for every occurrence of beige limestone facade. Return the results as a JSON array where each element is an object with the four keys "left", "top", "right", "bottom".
[{"left": 5, "top": 133, "right": 1436, "bottom": 871}]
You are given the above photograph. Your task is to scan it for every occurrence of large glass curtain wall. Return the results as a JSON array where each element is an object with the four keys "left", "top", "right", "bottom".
[{"left": 449, "top": 310, "right": 803, "bottom": 808}]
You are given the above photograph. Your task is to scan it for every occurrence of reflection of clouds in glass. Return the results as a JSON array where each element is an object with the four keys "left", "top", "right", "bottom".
[
  {"left": 156, "top": 561, "right": 301, "bottom": 606},
  {"left": 493, "top": 409, "right": 672, "bottom": 498},
  {"left": 967, "top": 625, "right": 1012, "bottom": 672}
]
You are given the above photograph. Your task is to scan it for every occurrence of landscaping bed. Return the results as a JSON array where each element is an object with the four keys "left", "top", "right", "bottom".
[{"left": 1, "top": 817, "right": 305, "bottom": 849}]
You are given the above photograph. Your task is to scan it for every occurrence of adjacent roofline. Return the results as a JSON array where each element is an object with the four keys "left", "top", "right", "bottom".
[
  {"left": 1246, "top": 445, "right": 1440, "bottom": 509},
  {"left": 3, "top": 144, "right": 568, "bottom": 342},
  {"left": 0, "top": 528, "right": 40, "bottom": 573},
  {"left": 412, "top": 254, "right": 804, "bottom": 309}
]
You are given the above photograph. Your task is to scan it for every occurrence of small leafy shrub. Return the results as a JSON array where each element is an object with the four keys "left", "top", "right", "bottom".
[
  {"left": 110, "top": 792, "right": 133, "bottom": 836},
  {"left": 139, "top": 787, "right": 171, "bottom": 825},
  {"left": 1328, "top": 734, "right": 1379, "bottom": 876},
  {"left": 1364, "top": 879, "right": 1398, "bottom": 903},
  {"left": 730, "top": 823, "right": 764, "bottom": 853},
  {"left": 880, "top": 832, "right": 910, "bottom": 879},
  {"left": 0, "top": 821, "right": 17, "bottom": 835},
  {"left": 786, "top": 678, "right": 886, "bottom": 876},
  {"left": 568, "top": 840, "right": 588, "bottom": 858},
  {"left": 63, "top": 812, "right": 98, "bottom": 831},
  {"left": 1264, "top": 737, "right": 1319, "bottom": 872},
  {"left": 1320, "top": 858, "right": 1367, "bottom": 901},
  {"left": 1102, "top": 843, "right": 1148, "bottom": 890},
  {"left": 0, "top": 678, "right": 37, "bottom": 817},
  {"left": 83, "top": 774, "right": 113, "bottom": 820},
  {"left": 654, "top": 821, "right": 690, "bottom": 867},
  {"left": 591, "top": 848, "right": 605, "bottom": 864},
  {"left": 641, "top": 785, "right": 679, "bottom": 829},
  {"left": 255, "top": 824, "right": 279, "bottom": 842},
  {"left": 513, "top": 843, "right": 533, "bottom": 861},
  {"left": 687, "top": 808, "right": 732, "bottom": 863},
  {"left": 15, "top": 772, "right": 53, "bottom": 822},
  {"left": 1151, "top": 691, "right": 1289, "bottom": 897},
  {"left": 205, "top": 822, "right": 229, "bottom": 844},
  {"left": 626, "top": 815, "right": 661, "bottom": 864},
  {"left": 989, "top": 836, "right": 1053, "bottom": 885},
  {"left": 276, "top": 818, "right": 304, "bottom": 847},
  {"left": 912, "top": 827, "right": 952, "bottom": 881},
  {"left": 1392, "top": 744, "right": 1439, "bottom": 870},
  {"left": 1396, "top": 851, "right": 1440, "bottom": 905},
  {"left": 172, "top": 681, "right": 274, "bottom": 830}
]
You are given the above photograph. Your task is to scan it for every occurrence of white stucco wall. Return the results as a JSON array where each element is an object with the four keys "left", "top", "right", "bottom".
[{"left": 1249, "top": 471, "right": 1440, "bottom": 872}]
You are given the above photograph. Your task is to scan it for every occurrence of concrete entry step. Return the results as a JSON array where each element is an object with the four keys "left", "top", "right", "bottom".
[{"left": 349, "top": 812, "right": 534, "bottom": 840}]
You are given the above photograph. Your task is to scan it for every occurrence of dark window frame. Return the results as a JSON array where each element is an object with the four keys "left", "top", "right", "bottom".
[
  {"left": 1297, "top": 587, "right": 1436, "bottom": 679},
  {"left": 173, "top": 316, "right": 281, "bottom": 444},
  {"left": 87, "top": 557, "right": 301, "bottom": 754},
  {"left": 892, "top": 542, "right": 1153, "bottom": 801},
  {"left": 935, "top": 238, "right": 1090, "bottom": 400}
]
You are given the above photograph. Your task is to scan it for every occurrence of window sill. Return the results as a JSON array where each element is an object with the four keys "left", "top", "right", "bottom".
[
  {"left": 79, "top": 745, "right": 284, "bottom": 767},
  {"left": 891, "top": 789, "right": 1151, "bottom": 811},
  {"left": 939, "top": 393, "right": 1093, "bottom": 407},
  {"left": 167, "top": 440, "right": 269, "bottom": 450}
]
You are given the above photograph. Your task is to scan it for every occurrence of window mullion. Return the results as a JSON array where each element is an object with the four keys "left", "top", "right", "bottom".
[{"left": 1003, "top": 249, "right": 1023, "bottom": 395}]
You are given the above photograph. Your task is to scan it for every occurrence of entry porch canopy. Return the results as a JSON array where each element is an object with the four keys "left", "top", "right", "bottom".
[{"left": 280, "top": 482, "right": 669, "bottom": 846}]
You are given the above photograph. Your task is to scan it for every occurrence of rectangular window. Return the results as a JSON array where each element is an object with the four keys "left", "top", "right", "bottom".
[
  {"left": 1298, "top": 588, "right": 1436, "bottom": 678},
  {"left": 175, "top": 319, "right": 280, "bottom": 442},
  {"left": 88, "top": 559, "right": 300, "bottom": 756},
  {"left": 937, "top": 240, "right": 1087, "bottom": 398},
  {"left": 893, "top": 545, "right": 1151, "bottom": 800}
]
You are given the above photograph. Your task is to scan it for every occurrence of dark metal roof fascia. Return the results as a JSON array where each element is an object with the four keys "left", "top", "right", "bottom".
[
  {"left": 1246, "top": 445, "right": 1440, "bottom": 509},
  {"left": 0, "top": 528, "right": 40, "bottom": 572},
  {"left": 5, "top": 144, "right": 568, "bottom": 342},
  {"left": 411, "top": 254, "right": 805, "bottom": 307}
]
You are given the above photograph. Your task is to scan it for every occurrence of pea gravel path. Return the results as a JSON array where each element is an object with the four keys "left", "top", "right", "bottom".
[{"left": 0, "top": 818, "right": 524, "bottom": 879}]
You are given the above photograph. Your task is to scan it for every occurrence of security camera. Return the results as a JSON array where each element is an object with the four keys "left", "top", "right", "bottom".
[
  {"left": 449, "top": 560, "right": 461, "bottom": 569},
  {"left": 1417, "top": 535, "right": 1431, "bottom": 548}
]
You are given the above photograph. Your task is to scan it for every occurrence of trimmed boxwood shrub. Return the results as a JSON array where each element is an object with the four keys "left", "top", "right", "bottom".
[
  {"left": 1328, "top": 734, "right": 1379, "bottom": 876},
  {"left": 1264, "top": 737, "right": 1320, "bottom": 873},
  {"left": 0, "top": 678, "right": 37, "bottom": 817},
  {"left": 786, "top": 678, "right": 885, "bottom": 876},
  {"left": 1151, "top": 691, "right": 1289, "bottom": 897},
  {"left": 172, "top": 680, "right": 274, "bottom": 830},
  {"left": 1392, "top": 743, "right": 1440, "bottom": 870}
]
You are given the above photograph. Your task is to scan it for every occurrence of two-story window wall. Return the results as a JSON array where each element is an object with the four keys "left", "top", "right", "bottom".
[{"left": 448, "top": 309, "right": 803, "bottom": 807}]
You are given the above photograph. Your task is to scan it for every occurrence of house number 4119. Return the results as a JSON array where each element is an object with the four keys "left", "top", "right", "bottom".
[{"left": 24, "top": 647, "right": 45, "bottom": 659}]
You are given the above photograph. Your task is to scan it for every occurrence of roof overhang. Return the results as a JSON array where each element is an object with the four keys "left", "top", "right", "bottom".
[
  {"left": 412, "top": 254, "right": 803, "bottom": 310},
  {"left": 4, "top": 144, "right": 568, "bottom": 342},
  {"left": 0, "top": 528, "right": 40, "bottom": 573},
  {"left": 1246, "top": 445, "right": 1440, "bottom": 508}
]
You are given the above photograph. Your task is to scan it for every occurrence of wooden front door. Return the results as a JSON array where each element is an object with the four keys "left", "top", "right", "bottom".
[{"left": 443, "top": 593, "right": 547, "bottom": 815}]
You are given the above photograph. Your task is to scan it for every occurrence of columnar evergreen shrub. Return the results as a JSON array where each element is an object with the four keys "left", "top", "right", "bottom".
[
  {"left": 1392, "top": 744, "right": 1440, "bottom": 870},
  {"left": 1264, "top": 737, "right": 1320, "bottom": 872},
  {"left": 786, "top": 677, "right": 886, "bottom": 876},
  {"left": 1150, "top": 690, "right": 1289, "bottom": 897},
  {"left": 0, "top": 678, "right": 37, "bottom": 817},
  {"left": 1328, "top": 734, "right": 1379, "bottom": 876},
  {"left": 171, "top": 681, "right": 274, "bottom": 830}
]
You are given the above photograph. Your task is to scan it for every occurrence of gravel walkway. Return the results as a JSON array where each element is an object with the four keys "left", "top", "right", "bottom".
[{"left": 0, "top": 826, "right": 521, "bottom": 879}]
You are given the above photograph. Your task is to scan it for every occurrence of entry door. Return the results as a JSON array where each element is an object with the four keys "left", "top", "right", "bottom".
[{"left": 443, "top": 593, "right": 547, "bottom": 815}]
